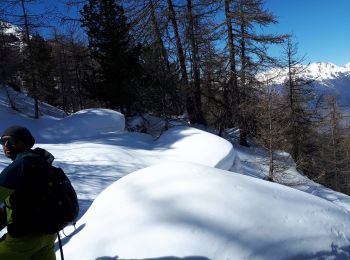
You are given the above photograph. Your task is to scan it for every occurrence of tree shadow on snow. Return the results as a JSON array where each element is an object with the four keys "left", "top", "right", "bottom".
[{"left": 95, "top": 256, "right": 210, "bottom": 260}]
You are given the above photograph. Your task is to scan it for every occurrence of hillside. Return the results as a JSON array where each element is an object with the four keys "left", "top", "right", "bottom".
[{"left": 0, "top": 87, "right": 349, "bottom": 259}]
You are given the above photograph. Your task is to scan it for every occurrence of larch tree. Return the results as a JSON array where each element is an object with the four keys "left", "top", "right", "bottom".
[
  {"left": 50, "top": 30, "right": 90, "bottom": 113},
  {"left": 281, "top": 37, "right": 317, "bottom": 175},
  {"left": 315, "top": 96, "right": 348, "bottom": 193},
  {"left": 225, "top": 0, "right": 286, "bottom": 146},
  {"left": 185, "top": 0, "right": 207, "bottom": 125},
  {"left": 256, "top": 74, "right": 288, "bottom": 181},
  {"left": 134, "top": 0, "right": 182, "bottom": 122}
]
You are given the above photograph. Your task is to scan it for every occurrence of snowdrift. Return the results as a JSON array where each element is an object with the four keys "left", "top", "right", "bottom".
[
  {"left": 155, "top": 126, "right": 235, "bottom": 170},
  {"left": 1, "top": 85, "right": 350, "bottom": 260},
  {"left": 0, "top": 106, "right": 125, "bottom": 143},
  {"left": 63, "top": 162, "right": 350, "bottom": 260},
  {"left": 37, "top": 108, "right": 125, "bottom": 142}
]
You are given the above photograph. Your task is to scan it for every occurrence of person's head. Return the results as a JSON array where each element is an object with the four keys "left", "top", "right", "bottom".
[{"left": 0, "top": 126, "right": 35, "bottom": 160}]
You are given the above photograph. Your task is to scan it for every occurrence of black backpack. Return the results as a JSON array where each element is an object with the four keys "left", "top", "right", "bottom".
[
  {"left": 6, "top": 152, "right": 79, "bottom": 237},
  {"left": 34, "top": 163, "right": 80, "bottom": 234}
]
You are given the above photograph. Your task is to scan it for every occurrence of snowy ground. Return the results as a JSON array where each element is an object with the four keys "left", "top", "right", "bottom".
[{"left": 0, "top": 87, "right": 350, "bottom": 260}]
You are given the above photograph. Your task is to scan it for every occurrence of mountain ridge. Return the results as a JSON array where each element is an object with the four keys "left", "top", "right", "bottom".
[
  {"left": 0, "top": 21, "right": 22, "bottom": 39},
  {"left": 259, "top": 61, "right": 350, "bottom": 108},
  {"left": 260, "top": 61, "right": 350, "bottom": 83}
]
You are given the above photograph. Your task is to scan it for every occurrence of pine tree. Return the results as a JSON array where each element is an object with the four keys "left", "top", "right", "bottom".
[{"left": 80, "top": 0, "right": 141, "bottom": 115}]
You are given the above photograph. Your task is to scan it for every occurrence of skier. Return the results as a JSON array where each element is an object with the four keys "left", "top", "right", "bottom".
[{"left": 0, "top": 125, "right": 57, "bottom": 260}]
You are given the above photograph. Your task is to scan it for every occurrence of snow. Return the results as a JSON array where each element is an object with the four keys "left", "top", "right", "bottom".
[
  {"left": 257, "top": 61, "right": 350, "bottom": 114},
  {"left": 0, "top": 87, "right": 350, "bottom": 259},
  {"left": 259, "top": 61, "right": 350, "bottom": 84},
  {"left": 64, "top": 162, "right": 350, "bottom": 260},
  {"left": 0, "top": 21, "right": 22, "bottom": 38}
]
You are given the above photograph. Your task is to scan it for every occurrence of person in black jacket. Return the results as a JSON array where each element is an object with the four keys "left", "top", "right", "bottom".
[{"left": 0, "top": 125, "right": 57, "bottom": 260}]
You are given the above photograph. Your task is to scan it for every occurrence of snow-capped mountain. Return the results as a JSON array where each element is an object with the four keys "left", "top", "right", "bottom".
[
  {"left": 0, "top": 21, "right": 23, "bottom": 39},
  {"left": 260, "top": 61, "right": 350, "bottom": 108},
  {"left": 260, "top": 62, "right": 350, "bottom": 82},
  {"left": 305, "top": 62, "right": 350, "bottom": 80},
  {"left": 306, "top": 62, "right": 350, "bottom": 107}
]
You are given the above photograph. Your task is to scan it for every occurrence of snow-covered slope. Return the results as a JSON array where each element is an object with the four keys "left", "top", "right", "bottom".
[
  {"left": 0, "top": 87, "right": 349, "bottom": 259},
  {"left": 64, "top": 162, "right": 350, "bottom": 260},
  {"left": 0, "top": 86, "right": 66, "bottom": 118}
]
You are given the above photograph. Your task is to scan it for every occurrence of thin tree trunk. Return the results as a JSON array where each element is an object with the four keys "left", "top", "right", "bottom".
[
  {"left": 268, "top": 90, "right": 274, "bottom": 181},
  {"left": 167, "top": 0, "right": 188, "bottom": 85},
  {"left": 186, "top": 0, "right": 206, "bottom": 125},
  {"left": 330, "top": 98, "right": 339, "bottom": 190},
  {"left": 238, "top": 9, "right": 248, "bottom": 146},
  {"left": 287, "top": 48, "right": 298, "bottom": 159},
  {"left": 149, "top": 0, "right": 170, "bottom": 122},
  {"left": 224, "top": 0, "right": 242, "bottom": 139},
  {"left": 20, "top": 0, "right": 39, "bottom": 118},
  {"left": 167, "top": 0, "right": 198, "bottom": 123},
  {"left": 149, "top": 0, "right": 170, "bottom": 70},
  {"left": 74, "top": 59, "right": 83, "bottom": 110}
]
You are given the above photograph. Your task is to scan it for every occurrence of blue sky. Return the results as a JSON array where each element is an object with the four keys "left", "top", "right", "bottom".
[
  {"left": 7, "top": 0, "right": 350, "bottom": 67},
  {"left": 51, "top": 0, "right": 350, "bottom": 67},
  {"left": 264, "top": 0, "right": 350, "bottom": 66}
]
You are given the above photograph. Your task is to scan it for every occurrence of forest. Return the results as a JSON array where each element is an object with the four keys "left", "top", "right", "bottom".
[{"left": 0, "top": 0, "right": 349, "bottom": 195}]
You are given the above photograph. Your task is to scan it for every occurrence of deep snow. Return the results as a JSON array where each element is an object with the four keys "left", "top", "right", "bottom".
[{"left": 0, "top": 87, "right": 349, "bottom": 260}]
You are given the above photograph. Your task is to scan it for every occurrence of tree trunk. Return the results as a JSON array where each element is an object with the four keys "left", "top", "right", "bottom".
[
  {"left": 186, "top": 0, "right": 206, "bottom": 125},
  {"left": 268, "top": 91, "right": 274, "bottom": 181},
  {"left": 238, "top": 20, "right": 249, "bottom": 146},
  {"left": 287, "top": 47, "right": 299, "bottom": 159},
  {"left": 149, "top": 0, "right": 170, "bottom": 70},
  {"left": 167, "top": 0, "right": 188, "bottom": 85},
  {"left": 168, "top": 0, "right": 198, "bottom": 123},
  {"left": 20, "top": 0, "right": 39, "bottom": 118},
  {"left": 225, "top": 0, "right": 245, "bottom": 143}
]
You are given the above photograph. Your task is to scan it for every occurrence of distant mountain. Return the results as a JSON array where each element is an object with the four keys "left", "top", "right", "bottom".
[
  {"left": 305, "top": 62, "right": 350, "bottom": 108},
  {"left": 0, "top": 21, "right": 23, "bottom": 40},
  {"left": 260, "top": 62, "right": 350, "bottom": 109}
]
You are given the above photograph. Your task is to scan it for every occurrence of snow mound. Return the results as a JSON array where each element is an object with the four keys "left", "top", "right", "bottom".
[
  {"left": 63, "top": 162, "right": 350, "bottom": 260},
  {"left": 34, "top": 109, "right": 124, "bottom": 143},
  {"left": 155, "top": 126, "right": 235, "bottom": 170},
  {"left": 0, "top": 87, "right": 125, "bottom": 142},
  {"left": 43, "top": 108, "right": 125, "bottom": 140}
]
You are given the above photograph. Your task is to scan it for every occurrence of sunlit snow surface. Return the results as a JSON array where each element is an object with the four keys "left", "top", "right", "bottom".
[{"left": 0, "top": 87, "right": 349, "bottom": 259}]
